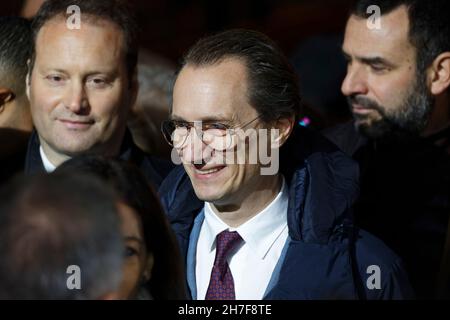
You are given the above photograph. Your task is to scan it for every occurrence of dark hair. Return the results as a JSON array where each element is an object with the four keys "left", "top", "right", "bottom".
[
  {"left": 0, "top": 17, "right": 32, "bottom": 97},
  {"left": 351, "top": 0, "right": 450, "bottom": 73},
  {"left": 30, "top": 0, "right": 138, "bottom": 79},
  {"left": 180, "top": 29, "right": 302, "bottom": 122},
  {"left": 0, "top": 172, "right": 123, "bottom": 300},
  {"left": 56, "top": 156, "right": 187, "bottom": 300}
]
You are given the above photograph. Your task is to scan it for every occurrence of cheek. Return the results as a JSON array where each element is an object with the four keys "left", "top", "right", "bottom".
[
  {"left": 119, "top": 258, "right": 142, "bottom": 299},
  {"left": 30, "top": 83, "right": 61, "bottom": 114},
  {"left": 369, "top": 72, "right": 416, "bottom": 108},
  {"left": 228, "top": 164, "right": 251, "bottom": 187},
  {"left": 90, "top": 90, "right": 129, "bottom": 120}
]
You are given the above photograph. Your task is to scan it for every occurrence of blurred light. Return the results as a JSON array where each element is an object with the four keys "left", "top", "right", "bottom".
[{"left": 298, "top": 117, "right": 311, "bottom": 127}]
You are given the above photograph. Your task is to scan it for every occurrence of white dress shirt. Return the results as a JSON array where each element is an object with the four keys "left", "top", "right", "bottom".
[
  {"left": 196, "top": 176, "right": 289, "bottom": 300},
  {"left": 39, "top": 146, "right": 56, "bottom": 173}
]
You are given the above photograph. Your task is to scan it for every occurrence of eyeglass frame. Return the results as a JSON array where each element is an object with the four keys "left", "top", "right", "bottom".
[{"left": 161, "top": 115, "right": 262, "bottom": 151}]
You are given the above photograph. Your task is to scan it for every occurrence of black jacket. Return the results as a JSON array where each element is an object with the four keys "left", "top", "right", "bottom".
[
  {"left": 0, "top": 128, "right": 30, "bottom": 185},
  {"left": 324, "top": 121, "right": 450, "bottom": 298},
  {"left": 24, "top": 130, "right": 173, "bottom": 189}
]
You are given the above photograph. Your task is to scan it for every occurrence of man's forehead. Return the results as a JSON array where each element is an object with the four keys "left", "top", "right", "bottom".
[
  {"left": 343, "top": 7, "right": 413, "bottom": 60},
  {"left": 175, "top": 61, "right": 249, "bottom": 100},
  {"left": 173, "top": 65, "right": 252, "bottom": 121},
  {"left": 33, "top": 16, "right": 126, "bottom": 69},
  {"left": 36, "top": 15, "right": 125, "bottom": 47}
]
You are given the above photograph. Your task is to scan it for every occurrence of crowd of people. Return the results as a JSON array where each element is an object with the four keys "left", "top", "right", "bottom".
[{"left": 0, "top": 0, "right": 449, "bottom": 300}]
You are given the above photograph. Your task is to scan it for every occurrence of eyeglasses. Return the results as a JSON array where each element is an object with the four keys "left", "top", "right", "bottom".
[{"left": 161, "top": 115, "right": 261, "bottom": 151}]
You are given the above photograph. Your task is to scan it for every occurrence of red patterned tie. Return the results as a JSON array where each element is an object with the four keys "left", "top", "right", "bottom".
[{"left": 205, "top": 230, "right": 243, "bottom": 300}]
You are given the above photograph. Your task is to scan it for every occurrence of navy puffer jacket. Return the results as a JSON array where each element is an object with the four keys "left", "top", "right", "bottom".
[{"left": 159, "top": 126, "right": 414, "bottom": 299}]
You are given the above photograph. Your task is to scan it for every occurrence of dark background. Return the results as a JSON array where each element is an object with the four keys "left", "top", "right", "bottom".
[
  {"left": 0, "top": 0, "right": 357, "bottom": 126},
  {"left": 0, "top": 0, "right": 354, "bottom": 64}
]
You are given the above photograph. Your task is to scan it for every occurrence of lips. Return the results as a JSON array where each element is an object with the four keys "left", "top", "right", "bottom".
[
  {"left": 192, "top": 165, "right": 226, "bottom": 180},
  {"left": 352, "top": 104, "right": 373, "bottom": 114},
  {"left": 59, "top": 119, "right": 95, "bottom": 130}
]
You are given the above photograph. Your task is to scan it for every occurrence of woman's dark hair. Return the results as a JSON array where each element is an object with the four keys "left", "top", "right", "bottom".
[{"left": 56, "top": 156, "right": 186, "bottom": 300}]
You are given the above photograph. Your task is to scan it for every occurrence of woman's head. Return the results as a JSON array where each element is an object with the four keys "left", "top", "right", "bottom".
[
  {"left": 116, "top": 201, "right": 153, "bottom": 299},
  {"left": 56, "top": 156, "right": 186, "bottom": 300}
]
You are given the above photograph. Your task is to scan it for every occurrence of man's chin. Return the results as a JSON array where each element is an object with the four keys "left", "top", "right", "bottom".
[
  {"left": 193, "top": 186, "right": 223, "bottom": 203},
  {"left": 356, "top": 119, "right": 392, "bottom": 139},
  {"left": 51, "top": 141, "right": 97, "bottom": 157}
]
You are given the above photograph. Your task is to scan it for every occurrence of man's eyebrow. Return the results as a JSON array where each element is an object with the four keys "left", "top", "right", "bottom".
[
  {"left": 170, "top": 115, "right": 231, "bottom": 122},
  {"left": 359, "top": 56, "right": 394, "bottom": 67},
  {"left": 85, "top": 68, "right": 119, "bottom": 75},
  {"left": 39, "top": 68, "right": 68, "bottom": 74},
  {"left": 342, "top": 50, "right": 351, "bottom": 61},
  {"left": 170, "top": 115, "right": 185, "bottom": 121},
  {"left": 341, "top": 50, "right": 395, "bottom": 68},
  {"left": 38, "top": 68, "right": 118, "bottom": 77}
]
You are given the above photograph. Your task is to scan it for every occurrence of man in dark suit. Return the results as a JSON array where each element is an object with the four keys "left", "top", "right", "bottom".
[{"left": 24, "top": 0, "right": 172, "bottom": 187}]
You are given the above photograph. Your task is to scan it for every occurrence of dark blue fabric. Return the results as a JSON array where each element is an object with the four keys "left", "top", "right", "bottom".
[{"left": 159, "top": 126, "right": 414, "bottom": 299}]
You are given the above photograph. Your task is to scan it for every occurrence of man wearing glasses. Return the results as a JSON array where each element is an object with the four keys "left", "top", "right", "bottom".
[{"left": 160, "top": 29, "right": 413, "bottom": 300}]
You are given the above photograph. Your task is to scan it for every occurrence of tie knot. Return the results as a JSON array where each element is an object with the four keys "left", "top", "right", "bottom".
[{"left": 214, "top": 230, "right": 242, "bottom": 266}]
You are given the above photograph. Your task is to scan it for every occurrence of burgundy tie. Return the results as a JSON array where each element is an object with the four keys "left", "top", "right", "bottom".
[{"left": 205, "top": 230, "right": 243, "bottom": 300}]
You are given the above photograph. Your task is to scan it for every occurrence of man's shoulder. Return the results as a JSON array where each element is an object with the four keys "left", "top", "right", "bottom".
[
  {"left": 137, "top": 152, "right": 175, "bottom": 188},
  {"left": 322, "top": 121, "right": 368, "bottom": 156},
  {"left": 352, "top": 228, "right": 415, "bottom": 299},
  {"left": 354, "top": 228, "right": 401, "bottom": 268},
  {"left": 159, "top": 165, "right": 195, "bottom": 208}
]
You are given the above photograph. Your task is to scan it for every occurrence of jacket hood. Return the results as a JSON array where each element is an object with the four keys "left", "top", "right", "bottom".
[{"left": 280, "top": 126, "right": 359, "bottom": 244}]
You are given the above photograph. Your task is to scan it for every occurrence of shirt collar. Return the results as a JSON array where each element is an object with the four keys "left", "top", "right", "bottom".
[
  {"left": 203, "top": 176, "right": 289, "bottom": 259},
  {"left": 39, "top": 146, "right": 56, "bottom": 173}
]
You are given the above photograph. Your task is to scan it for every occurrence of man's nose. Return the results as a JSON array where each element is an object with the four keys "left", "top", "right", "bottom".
[
  {"left": 341, "top": 65, "right": 369, "bottom": 97},
  {"left": 64, "top": 81, "right": 88, "bottom": 114},
  {"left": 181, "top": 127, "right": 212, "bottom": 165}
]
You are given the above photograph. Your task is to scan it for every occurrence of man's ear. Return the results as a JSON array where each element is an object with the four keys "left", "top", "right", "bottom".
[
  {"left": 429, "top": 52, "right": 450, "bottom": 95},
  {"left": 0, "top": 88, "right": 15, "bottom": 114},
  {"left": 271, "top": 116, "right": 295, "bottom": 148},
  {"left": 26, "top": 59, "right": 31, "bottom": 101}
]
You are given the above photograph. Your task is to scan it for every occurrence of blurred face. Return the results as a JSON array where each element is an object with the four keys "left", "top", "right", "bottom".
[
  {"left": 117, "top": 202, "right": 152, "bottom": 300},
  {"left": 172, "top": 59, "right": 271, "bottom": 207},
  {"left": 342, "top": 6, "right": 433, "bottom": 138},
  {"left": 28, "top": 17, "right": 136, "bottom": 162}
]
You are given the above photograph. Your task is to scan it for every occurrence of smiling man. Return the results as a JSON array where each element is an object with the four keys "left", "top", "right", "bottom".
[
  {"left": 324, "top": 0, "right": 450, "bottom": 298},
  {"left": 24, "top": 0, "right": 172, "bottom": 187},
  {"left": 160, "top": 29, "right": 413, "bottom": 300}
]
